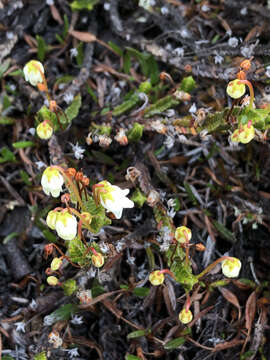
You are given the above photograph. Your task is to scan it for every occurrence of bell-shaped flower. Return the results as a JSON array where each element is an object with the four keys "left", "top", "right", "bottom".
[
  {"left": 226, "top": 79, "right": 246, "bottom": 99},
  {"left": 222, "top": 257, "right": 241, "bottom": 278},
  {"left": 36, "top": 121, "right": 53, "bottom": 140},
  {"left": 94, "top": 180, "right": 134, "bottom": 219},
  {"left": 55, "top": 211, "right": 77, "bottom": 241},
  {"left": 91, "top": 253, "right": 104, "bottom": 268},
  {"left": 41, "top": 167, "right": 64, "bottom": 198},
  {"left": 231, "top": 122, "right": 255, "bottom": 144},
  {"left": 46, "top": 210, "right": 59, "bottom": 230},
  {"left": 23, "top": 60, "right": 44, "bottom": 86},
  {"left": 175, "top": 226, "right": 192, "bottom": 244},
  {"left": 149, "top": 270, "right": 164, "bottom": 286},
  {"left": 179, "top": 308, "right": 193, "bottom": 324}
]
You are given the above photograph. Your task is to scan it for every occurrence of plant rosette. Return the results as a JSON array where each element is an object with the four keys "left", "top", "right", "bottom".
[
  {"left": 221, "top": 257, "right": 242, "bottom": 278},
  {"left": 23, "top": 60, "right": 44, "bottom": 86},
  {"left": 94, "top": 180, "right": 134, "bottom": 219},
  {"left": 41, "top": 167, "right": 64, "bottom": 198},
  {"left": 55, "top": 211, "right": 77, "bottom": 241}
]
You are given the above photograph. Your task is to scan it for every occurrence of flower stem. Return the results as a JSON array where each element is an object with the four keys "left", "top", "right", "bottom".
[
  {"left": 237, "top": 80, "right": 254, "bottom": 110},
  {"left": 196, "top": 256, "right": 235, "bottom": 280}
]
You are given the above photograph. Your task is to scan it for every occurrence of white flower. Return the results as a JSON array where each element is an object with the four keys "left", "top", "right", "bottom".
[
  {"left": 214, "top": 53, "right": 224, "bottom": 65},
  {"left": 228, "top": 37, "right": 239, "bottom": 48},
  {"left": 221, "top": 257, "right": 242, "bottom": 278},
  {"left": 189, "top": 103, "right": 197, "bottom": 113},
  {"left": 95, "top": 181, "right": 134, "bottom": 219},
  {"left": 64, "top": 92, "right": 74, "bottom": 104},
  {"left": 35, "top": 161, "right": 46, "bottom": 170},
  {"left": 160, "top": 6, "right": 169, "bottom": 15},
  {"left": 55, "top": 211, "right": 77, "bottom": 241},
  {"left": 41, "top": 166, "right": 64, "bottom": 198},
  {"left": 70, "top": 48, "right": 78, "bottom": 58},
  {"left": 46, "top": 0, "right": 54, "bottom": 5},
  {"left": 64, "top": 348, "right": 80, "bottom": 358},
  {"left": 104, "top": 2, "right": 110, "bottom": 11},
  {"left": 14, "top": 322, "right": 26, "bottom": 333},
  {"left": 70, "top": 142, "right": 85, "bottom": 160},
  {"left": 23, "top": 60, "right": 44, "bottom": 86},
  {"left": 71, "top": 315, "right": 84, "bottom": 325}
]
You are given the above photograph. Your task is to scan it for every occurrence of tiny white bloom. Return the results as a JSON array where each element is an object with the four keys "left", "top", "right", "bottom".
[
  {"left": 14, "top": 322, "right": 26, "bottom": 333},
  {"left": 189, "top": 103, "right": 197, "bottom": 113},
  {"left": 46, "top": 0, "right": 54, "bottom": 5},
  {"left": 104, "top": 2, "right": 110, "bottom": 10},
  {"left": 214, "top": 53, "right": 224, "bottom": 65},
  {"left": 70, "top": 47, "right": 78, "bottom": 59},
  {"left": 23, "top": 60, "right": 44, "bottom": 86},
  {"left": 66, "top": 348, "right": 80, "bottom": 358},
  {"left": 64, "top": 92, "right": 74, "bottom": 104},
  {"left": 71, "top": 315, "right": 84, "bottom": 325},
  {"left": 29, "top": 299, "right": 38, "bottom": 310},
  {"left": 240, "top": 7, "right": 247, "bottom": 15},
  {"left": 6, "top": 32, "right": 14, "bottom": 39},
  {"left": 221, "top": 257, "right": 242, "bottom": 278},
  {"left": 55, "top": 211, "right": 77, "bottom": 241},
  {"left": 35, "top": 161, "right": 46, "bottom": 170},
  {"left": 28, "top": 127, "right": 36, "bottom": 136},
  {"left": 161, "top": 6, "right": 169, "bottom": 15},
  {"left": 96, "top": 181, "right": 134, "bottom": 219},
  {"left": 201, "top": 4, "right": 210, "bottom": 12},
  {"left": 44, "top": 314, "right": 55, "bottom": 326},
  {"left": 228, "top": 37, "right": 239, "bottom": 48},
  {"left": 70, "top": 142, "right": 85, "bottom": 160},
  {"left": 41, "top": 166, "right": 64, "bottom": 198}
]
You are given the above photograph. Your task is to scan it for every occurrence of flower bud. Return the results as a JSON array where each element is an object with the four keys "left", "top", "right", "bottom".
[
  {"left": 46, "top": 210, "right": 59, "bottom": 230},
  {"left": 81, "top": 212, "right": 92, "bottom": 225},
  {"left": 91, "top": 252, "right": 104, "bottom": 268},
  {"left": 23, "top": 60, "right": 44, "bottom": 86},
  {"left": 50, "top": 257, "right": 62, "bottom": 271},
  {"left": 231, "top": 123, "right": 255, "bottom": 144},
  {"left": 55, "top": 211, "right": 77, "bottom": 241},
  {"left": 47, "top": 276, "right": 59, "bottom": 286},
  {"left": 221, "top": 257, "right": 241, "bottom": 278},
  {"left": 36, "top": 121, "right": 53, "bottom": 140},
  {"left": 240, "top": 59, "right": 251, "bottom": 71},
  {"left": 226, "top": 79, "right": 246, "bottom": 99},
  {"left": 179, "top": 308, "right": 193, "bottom": 324},
  {"left": 195, "top": 243, "right": 205, "bottom": 252},
  {"left": 149, "top": 270, "right": 165, "bottom": 286},
  {"left": 41, "top": 167, "right": 64, "bottom": 198},
  {"left": 175, "top": 226, "right": 192, "bottom": 244}
]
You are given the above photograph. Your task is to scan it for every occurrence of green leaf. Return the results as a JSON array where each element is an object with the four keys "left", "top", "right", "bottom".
[
  {"left": 130, "top": 188, "right": 147, "bottom": 207},
  {"left": 112, "top": 93, "right": 140, "bottom": 116},
  {"left": 47, "top": 304, "right": 77, "bottom": 324},
  {"left": 212, "top": 220, "right": 236, "bottom": 243},
  {"left": 36, "top": 35, "right": 47, "bottom": 62},
  {"left": 68, "top": 236, "right": 92, "bottom": 266},
  {"left": 91, "top": 150, "right": 116, "bottom": 165},
  {"left": 108, "top": 41, "right": 123, "bottom": 57},
  {"left": 34, "top": 351, "right": 47, "bottom": 360},
  {"left": 86, "top": 84, "right": 97, "bottom": 102},
  {"left": 76, "top": 42, "right": 84, "bottom": 66},
  {"left": 63, "top": 14, "right": 69, "bottom": 38},
  {"left": 82, "top": 196, "right": 111, "bottom": 233},
  {"left": 3, "top": 232, "right": 19, "bottom": 244},
  {"left": 12, "top": 141, "right": 35, "bottom": 149},
  {"left": 180, "top": 76, "right": 196, "bottom": 93},
  {"left": 70, "top": 0, "right": 100, "bottom": 11},
  {"left": 54, "top": 75, "right": 74, "bottom": 87},
  {"left": 123, "top": 52, "right": 131, "bottom": 74},
  {"left": 184, "top": 181, "right": 198, "bottom": 205},
  {"left": 62, "top": 279, "right": 77, "bottom": 296},
  {"left": 133, "top": 287, "right": 150, "bottom": 297},
  {"left": 143, "top": 94, "right": 179, "bottom": 118},
  {"left": 64, "top": 94, "right": 82, "bottom": 123},
  {"left": 0, "top": 147, "right": 16, "bottom": 163},
  {"left": 127, "top": 122, "right": 144, "bottom": 142},
  {"left": 19, "top": 170, "right": 32, "bottom": 185},
  {"left": 2, "top": 356, "right": 15, "bottom": 360},
  {"left": 125, "top": 355, "right": 141, "bottom": 360},
  {"left": 42, "top": 229, "right": 58, "bottom": 243},
  {"left": 164, "top": 337, "right": 186, "bottom": 350},
  {"left": 127, "top": 329, "right": 150, "bottom": 339},
  {"left": 0, "top": 116, "right": 15, "bottom": 125},
  {"left": 0, "top": 59, "right": 11, "bottom": 79},
  {"left": 91, "top": 281, "right": 105, "bottom": 297}
]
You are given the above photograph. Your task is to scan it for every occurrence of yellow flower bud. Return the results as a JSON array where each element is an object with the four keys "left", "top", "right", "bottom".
[
  {"left": 81, "top": 212, "right": 92, "bottom": 225},
  {"left": 47, "top": 276, "right": 59, "bottom": 286},
  {"left": 231, "top": 123, "right": 255, "bottom": 144},
  {"left": 149, "top": 270, "right": 165, "bottom": 286},
  {"left": 222, "top": 257, "right": 241, "bottom": 278},
  {"left": 179, "top": 308, "right": 193, "bottom": 324},
  {"left": 91, "top": 253, "right": 104, "bottom": 268},
  {"left": 36, "top": 121, "right": 53, "bottom": 140},
  {"left": 175, "top": 226, "right": 192, "bottom": 244},
  {"left": 23, "top": 60, "right": 44, "bottom": 86},
  {"left": 226, "top": 79, "right": 246, "bottom": 99},
  {"left": 50, "top": 257, "right": 62, "bottom": 271},
  {"left": 46, "top": 210, "right": 59, "bottom": 230}
]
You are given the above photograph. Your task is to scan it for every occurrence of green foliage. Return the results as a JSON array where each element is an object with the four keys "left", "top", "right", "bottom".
[
  {"left": 36, "top": 35, "right": 47, "bottom": 62},
  {"left": 143, "top": 94, "right": 179, "bottom": 118},
  {"left": 212, "top": 220, "right": 236, "bottom": 243},
  {"left": 19, "top": 170, "right": 32, "bottom": 185},
  {"left": 68, "top": 236, "right": 92, "bottom": 266},
  {"left": 76, "top": 42, "right": 84, "bottom": 66},
  {"left": 133, "top": 287, "right": 150, "bottom": 297},
  {"left": 0, "top": 59, "right": 11, "bottom": 79},
  {"left": 70, "top": 0, "right": 100, "bottom": 11},
  {"left": 164, "top": 337, "right": 186, "bottom": 350},
  {"left": 34, "top": 352, "right": 47, "bottom": 360},
  {"left": 108, "top": 41, "right": 123, "bottom": 57},
  {"left": 184, "top": 181, "right": 198, "bottom": 206},
  {"left": 131, "top": 188, "right": 147, "bottom": 207},
  {"left": 0, "top": 116, "right": 15, "bottom": 125},
  {"left": 180, "top": 76, "right": 196, "bottom": 93},
  {"left": 112, "top": 93, "right": 140, "bottom": 116},
  {"left": 47, "top": 304, "right": 78, "bottom": 324},
  {"left": 125, "top": 356, "right": 141, "bottom": 360},
  {"left": 82, "top": 196, "right": 111, "bottom": 233},
  {"left": 127, "top": 329, "right": 150, "bottom": 339},
  {"left": 63, "top": 94, "right": 82, "bottom": 123},
  {"left": 138, "top": 81, "right": 152, "bottom": 93},
  {"left": 62, "top": 279, "right": 77, "bottom": 296},
  {"left": 2, "top": 356, "right": 15, "bottom": 360},
  {"left": 0, "top": 147, "right": 16, "bottom": 163},
  {"left": 127, "top": 122, "right": 144, "bottom": 142},
  {"left": 12, "top": 141, "right": 35, "bottom": 149}
]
